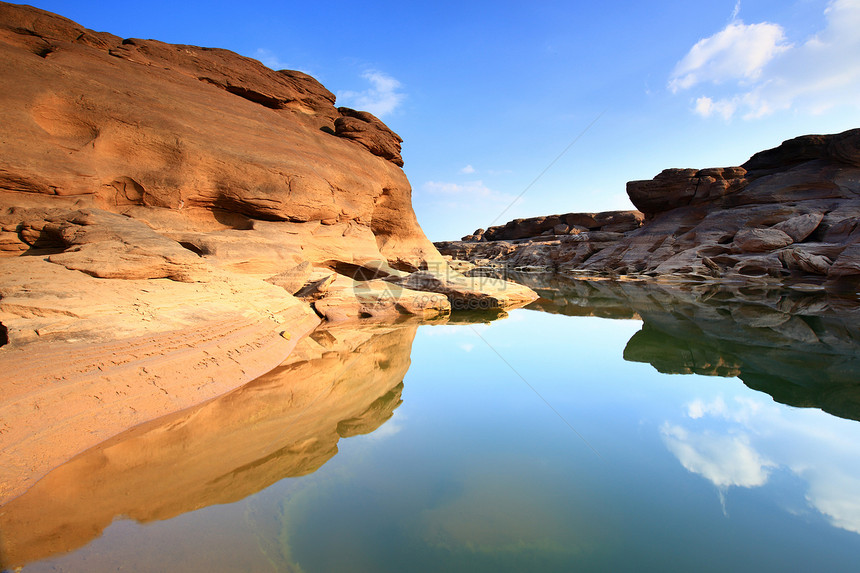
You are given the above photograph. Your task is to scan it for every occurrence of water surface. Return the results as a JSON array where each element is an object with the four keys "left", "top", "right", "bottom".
[{"left": 4, "top": 278, "right": 860, "bottom": 572}]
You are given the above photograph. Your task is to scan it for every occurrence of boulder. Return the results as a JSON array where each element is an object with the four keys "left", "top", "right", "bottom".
[
  {"left": 334, "top": 107, "right": 404, "bottom": 167},
  {"left": 733, "top": 228, "right": 794, "bottom": 253},
  {"left": 389, "top": 269, "right": 539, "bottom": 310},
  {"left": 779, "top": 248, "right": 833, "bottom": 275},
  {"left": 772, "top": 212, "right": 824, "bottom": 242},
  {"left": 265, "top": 261, "right": 313, "bottom": 294}
]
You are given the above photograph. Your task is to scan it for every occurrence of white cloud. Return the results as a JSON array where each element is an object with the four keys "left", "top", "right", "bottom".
[
  {"left": 254, "top": 48, "right": 290, "bottom": 71},
  {"left": 670, "top": 0, "right": 860, "bottom": 119},
  {"left": 668, "top": 21, "right": 790, "bottom": 93},
  {"left": 460, "top": 164, "right": 476, "bottom": 174},
  {"left": 337, "top": 70, "right": 405, "bottom": 118},
  {"left": 364, "top": 412, "right": 404, "bottom": 441},
  {"left": 424, "top": 180, "right": 494, "bottom": 197},
  {"left": 694, "top": 96, "right": 737, "bottom": 119},
  {"left": 687, "top": 396, "right": 727, "bottom": 419},
  {"left": 422, "top": 180, "right": 520, "bottom": 206},
  {"left": 805, "top": 471, "right": 860, "bottom": 534}
]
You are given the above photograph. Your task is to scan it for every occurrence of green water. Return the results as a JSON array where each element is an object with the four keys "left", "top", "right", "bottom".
[{"left": 6, "top": 278, "right": 860, "bottom": 572}]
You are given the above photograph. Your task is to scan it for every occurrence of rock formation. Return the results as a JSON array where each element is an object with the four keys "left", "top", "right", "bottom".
[
  {"left": 437, "top": 129, "right": 860, "bottom": 288},
  {"left": 0, "top": 2, "right": 537, "bottom": 506},
  {"left": 437, "top": 209, "right": 644, "bottom": 271}
]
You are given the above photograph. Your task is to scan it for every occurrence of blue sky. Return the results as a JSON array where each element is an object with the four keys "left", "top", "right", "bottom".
[{"left": 30, "top": 0, "right": 860, "bottom": 240}]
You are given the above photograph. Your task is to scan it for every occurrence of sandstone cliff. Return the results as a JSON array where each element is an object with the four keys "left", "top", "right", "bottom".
[
  {"left": 0, "top": 2, "right": 537, "bottom": 505},
  {"left": 438, "top": 129, "right": 860, "bottom": 288}
]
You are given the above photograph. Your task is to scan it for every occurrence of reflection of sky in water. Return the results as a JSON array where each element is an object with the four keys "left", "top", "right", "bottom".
[
  {"left": 663, "top": 393, "right": 860, "bottom": 534},
  {"left": 18, "top": 308, "right": 860, "bottom": 572}
]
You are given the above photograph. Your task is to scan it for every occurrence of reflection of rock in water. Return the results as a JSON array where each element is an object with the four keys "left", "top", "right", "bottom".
[
  {"left": 514, "top": 272, "right": 860, "bottom": 423},
  {"left": 0, "top": 322, "right": 417, "bottom": 569}
]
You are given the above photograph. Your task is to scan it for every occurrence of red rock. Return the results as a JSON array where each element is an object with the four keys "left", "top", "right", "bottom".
[
  {"left": 335, "top": 107, "right": 404, "bottom": 167},
  {"left": 0, "top": 2, "right": 539, "bottom": 506},
  {"left": 0, "top": 2, "right": 437, "bottom": 269}
]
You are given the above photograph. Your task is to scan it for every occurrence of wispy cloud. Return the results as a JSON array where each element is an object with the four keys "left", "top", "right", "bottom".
[
  {"left": 730, "top": 0, "right": 741, "bottom": 22},
  {"left": 669, "top": 0, "right": 860, "bottom": 119},
  {"left": 338, "top": 70, "right": 405, "bottom": 117},
  {"left": 254, "top": 48, "right": 290, "bottom": 71},
  {"left": 668, "top": 21, "right": 790, "bottom": 94},
  {"left": 460, "top": 164, "right": 476, "bottom": 174},
  {"left": 662, "top": 423, "right": 774, "bottom": 489},
  {"left": 420, "top": 180, "right": 523, "bottom": 223},
  {"left": 422, "top": 180, "right": 519, "bottom": 205}
]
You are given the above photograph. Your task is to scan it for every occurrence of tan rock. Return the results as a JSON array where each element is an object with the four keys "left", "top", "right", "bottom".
[
  {"left": 0, "top": 3, "right": 442, "bottom": 273},
  {"left": 264, "top": 260, "right": 313, "bottom": 294},
  {"left": 733, "top": 228, "right": 794, "bottom": 253},
  {"left": 311, "top": 274, "right": 450, "bottom": 321},
  {"left": 335, "top": 107, "right": 404, "bottom": 167},
  {"left": 295, "top": 271, "right": 339, "bottom": 299},
  {"left": 0, "top": 257, "right": 321, "bottom": 505},
  {"left": 390, "top": 268, "right": 538, "bottom": 310},
  {"left": 772, "top": 212, "right": 824, "bottom": 242}
]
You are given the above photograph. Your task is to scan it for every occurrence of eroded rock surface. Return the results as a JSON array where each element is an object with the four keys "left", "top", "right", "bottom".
[
  {"left": 438, "top": 130, "right": 860, "bottom": 287},
  {"left": 0, "top": 1, "right": 536, "bottom": 509}
]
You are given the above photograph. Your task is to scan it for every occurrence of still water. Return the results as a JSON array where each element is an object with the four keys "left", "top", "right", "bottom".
[{"left": 4, "top": 278, "right": 860, "bottom": 572}]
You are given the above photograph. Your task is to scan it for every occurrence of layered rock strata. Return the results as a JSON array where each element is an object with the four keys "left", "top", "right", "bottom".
[
  {"left": 437, "top": 129, "right": 860, "bottom": 288},
  {"left": 0, "top": 2, "right": 537, "bottom": 507}
]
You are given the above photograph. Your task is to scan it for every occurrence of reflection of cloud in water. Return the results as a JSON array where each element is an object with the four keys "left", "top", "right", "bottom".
[
  {"left": 423, "top": 324, "right": 488, "bottom": 337},
  {"left": 364, "top": 411, "right": 404, "bottom": 441},
  {"left": 661, "top": 424, "right": 773, "bottom": 489},
  {"left": 663, "top": 395, "right": 860, "bottom": 535}
]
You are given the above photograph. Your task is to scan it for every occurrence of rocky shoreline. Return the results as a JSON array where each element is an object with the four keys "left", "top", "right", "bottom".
[
  {"left": 437, "top": 129, "right": 860, "bottom": 290},
  {"left": 0, "top": 3, "right": 535, "bottom": 505},
  {"left": 1, "top": 0, "right": 858, "bottom": 512}
]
